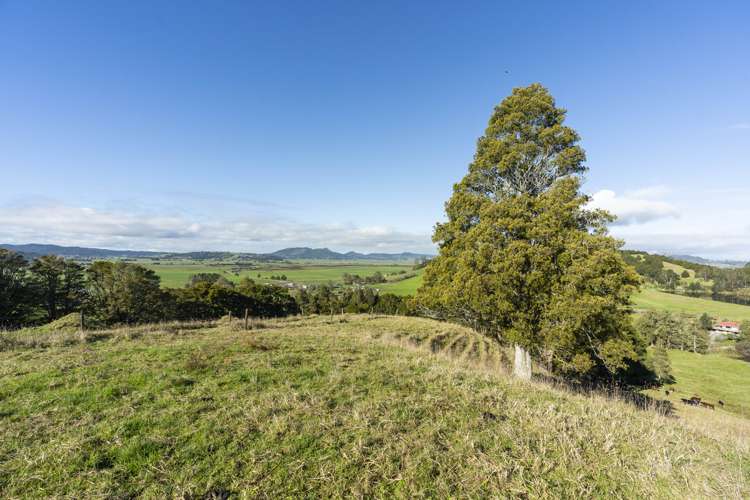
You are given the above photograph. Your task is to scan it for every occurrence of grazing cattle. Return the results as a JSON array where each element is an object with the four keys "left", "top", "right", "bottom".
[
  {"left": 680, "top": 395, "right": 717, "bottom": 410},
  {"left": 681, "top": 396, "right": 703, "bottom": 406}
]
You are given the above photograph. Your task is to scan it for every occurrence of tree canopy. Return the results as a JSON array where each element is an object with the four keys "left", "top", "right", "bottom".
[{"left": 418, "top": 84, "right": 645, "bottom": 382}]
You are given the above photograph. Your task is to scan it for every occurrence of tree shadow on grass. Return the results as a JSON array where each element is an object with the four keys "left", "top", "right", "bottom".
[{"left": 533, "top": 373, "right": 676, "bottom": 417}]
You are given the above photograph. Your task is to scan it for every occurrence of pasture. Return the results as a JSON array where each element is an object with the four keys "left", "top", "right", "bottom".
[
  {"left": 645, "top": 349, "right": 750, "bottom": 418},
  {"left": 373, "top": 270, "right": 424, "bottom": 295},
  {"left": 1, "top": 315, "right": 747, "bottom": 497},
  {"left": 631, "top": 286, "right": 750, "bottom": 321},
  {"left": 145, "top": 260, "right": 417, "bottom": 288}
]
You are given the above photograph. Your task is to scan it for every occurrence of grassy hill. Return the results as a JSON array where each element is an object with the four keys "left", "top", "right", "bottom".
[
  {"left": 632, "top": 286, "right": 750, "bottom": 321},
  {"left": 1, "top": 315, "right": 748, "bottom": 497},
  {"left": 644, "top": 349, "right": 750, "bottom": 418},
  {"left": 374, "top": 270, "right": 424, "bottom": 295}
]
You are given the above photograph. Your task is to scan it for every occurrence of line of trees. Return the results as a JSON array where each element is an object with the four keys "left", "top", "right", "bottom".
[
  {"left": 295, "top": 285, "right": 411, "bottom": 316},
  {"left": 635, "top": 311, "right": 710, "bottom": 354},
  {"left": 1, "top": 251, "right": 87, "bottom": 327},
  {"left": 1, "top": 249, "right": 411, "bottom": 330},
  {"left": 341, "top": 272, "right": 387, "bottom": 285}
]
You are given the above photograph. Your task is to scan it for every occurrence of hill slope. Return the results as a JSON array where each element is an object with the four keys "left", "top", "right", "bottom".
[
  {"left": 632, "top": 286, "right": 750, "bottom": 321},
  {"left": 1, "top": 315, "right": 747, "bottom": 497}
]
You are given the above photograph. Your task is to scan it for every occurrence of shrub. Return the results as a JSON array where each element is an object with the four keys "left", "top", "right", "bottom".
[{"left": 736, "top": 340, "right": 750, "bottom": 361}]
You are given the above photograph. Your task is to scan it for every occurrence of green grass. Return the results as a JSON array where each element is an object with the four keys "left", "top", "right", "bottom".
[
  {"left": 662, "top": 261, "right": 714, "bottom": 288},
  {"left": 373, "top": 270, "right": 424, "bottom": 296},
  {"left": 645, "top": 349, "right": 750, "bottom": 418},
  {"left": 146, "top": 261, "right": 415, "bottom": 288},
  {"left": 1, "top": 315, "right": 748, "bottom": 497},
  {"left": 632, "top": 286, "right": 750, "bottom": 321}
]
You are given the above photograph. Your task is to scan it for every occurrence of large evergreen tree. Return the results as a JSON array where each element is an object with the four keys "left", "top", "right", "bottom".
[{"left": 418, "top": 84, "right": 642, "bottom": 381}]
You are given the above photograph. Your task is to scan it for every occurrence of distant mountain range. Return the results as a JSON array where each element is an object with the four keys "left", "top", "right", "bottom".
[
  {"left": 0, "top": 243, "right": 163, "bottom": 260},
  {"left": 0, "top": 243, "right": 433, "bottom": 262},
  {"left": 268, "top": 247, "right": 431, "bottom": 261},
  {"left": 669, "top": 254, "right": 748, "bottom": 269}
]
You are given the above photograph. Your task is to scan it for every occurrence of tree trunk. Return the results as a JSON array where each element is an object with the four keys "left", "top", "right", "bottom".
[{"left": 513, "top": 344, "right": 532, "bottom": 380}]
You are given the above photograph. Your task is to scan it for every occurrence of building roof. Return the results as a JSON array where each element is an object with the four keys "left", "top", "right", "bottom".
[{"left": 717, "top": 321, "right": 740, "bottom": 328}]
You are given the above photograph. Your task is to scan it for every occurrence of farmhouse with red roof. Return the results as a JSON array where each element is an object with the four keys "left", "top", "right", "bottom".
[{"left": 710, "top": 321, "right": 741, "bottom": 340}]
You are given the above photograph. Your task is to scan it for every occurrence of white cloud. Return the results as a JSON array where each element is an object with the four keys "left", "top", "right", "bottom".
[
  {"left": 588, "top": 188, "right": 679, "bottom": 226},
  {"left": 595, "top": 187, "right": 750, "bottom": 261},
  {"left": 0, "top": 202, "right": 433, "bottom": 254}
]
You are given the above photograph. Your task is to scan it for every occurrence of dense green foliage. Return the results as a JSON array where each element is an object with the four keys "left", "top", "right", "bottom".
[
  {"left": 342, "top": 271, "right": 387, "bottom": 285},
  {"left": 737, "top": 340, "right": 750, "bottom": 361},
  {"left": 635, "top": 311, "right": 710, "bottom": 354},
  {"left": 169, "top": 278, "right": 298, "bottom": 320},
  {"left": 0, "top": 250, "right": 87, "bottom": 327},
  {"left": 1, "top": 250, "right": 415, "bottom": 330},
  {"left": 418, "top": 84, "right": 644, "bottom": 382},
  {"left": 650, "top": 345, "right": 674, "bottom": 383},
  {"left": 0, "top": 250, "right": 37, "bottom": 328},
  {"left": 294, "top": 285, "right": 411, "bottom": 316}
]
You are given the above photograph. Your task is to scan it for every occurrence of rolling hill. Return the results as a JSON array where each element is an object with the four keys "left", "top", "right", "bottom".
[
  {"left": 1, "top": 315, "right": 747, "bottom": 497},
  {"left": 0, "top": 243, "right": 162, "bottom": 260},
  {"left": 268, "top": 247, "right": 432, "bottom": 261},
  {"left": 1, "top": 243, "right": 432, "bottom": 262}
]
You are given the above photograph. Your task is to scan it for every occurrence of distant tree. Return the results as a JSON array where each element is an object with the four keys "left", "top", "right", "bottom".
[
  {"left": 187, "top": 273, "right": 223, "bottom": 287},
  {"left": 685, "top": 281, "right": 703, "bottom": 296},
  {"left": 654, "top": 312, "right": 682, "bottom": 349},
  {"left": 659, "top": 269, "right": 680, "bottom": 290},
  {"left": 238, "top": 277, "right": 255, "bottom": 288},
  {"left": 635, "top": 311, "right": 662, "bottom": 345},
  {"left": 29, "top": 255, "right": 86, "bottom": 321},
  {"left": 86, "top": 261, "right": 166, "bottom": 324},
  {"left": 682, "top": 319, "right": 709, "bottom": 354},
  {"left": 736, "top": 340, "right": 750, "bottom": 361},
  {"left": 418, "top": 84, "right": 643, "bottom": 381},
  {"left": 373, "top": 293, "right": 409, "bottom": 315},
  {"left": 639, "top": 311, "right": 709, "bottom": 353},
  {"left": 681, "top": 270, "right": 690, "bottom": 278},
  {"left": 0, "top": 249, "right": 36, "bottom": 327},
  {"left": 365, "top": 271, "right": 386, "bottom": 284},
  {"left": 699, "top": 313, "right": 713, "bottom": 331},
  {"left": 650, "top": 344, "right": 673, "bottom": 383},
  {"left": 739, "top": 320, "right": 750, "bottom": 341}
]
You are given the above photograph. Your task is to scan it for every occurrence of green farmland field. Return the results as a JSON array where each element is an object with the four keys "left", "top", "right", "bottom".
[
  {"left": 374, "top": 271, "right": 424, "bottom": 296},
  {"left": 646, "top": 349, "right": 750, "bottom": 418},
  {"left": 146, "top": 261, "right": 417, "bottom": 288},
  {"left": 632, "top": 286, "right": 750, "bottom": 321}
]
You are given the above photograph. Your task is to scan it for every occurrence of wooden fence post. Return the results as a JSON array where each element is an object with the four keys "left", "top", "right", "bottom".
[{"left": 244, "top": 308, "right": 249, "bottom": 330}]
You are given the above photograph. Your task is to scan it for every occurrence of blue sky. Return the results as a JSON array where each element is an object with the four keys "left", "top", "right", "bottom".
[{"left": 1, "top": 1, "right": 748, "bottom": 258}]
